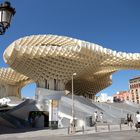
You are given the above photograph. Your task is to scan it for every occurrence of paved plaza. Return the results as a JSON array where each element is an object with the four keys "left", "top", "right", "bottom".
[
  {"left": 0, "top": 130, "right": 140, "bottom": 140},
  {"left": 0, "top": 124, "right": 140, "bottom": 140}
]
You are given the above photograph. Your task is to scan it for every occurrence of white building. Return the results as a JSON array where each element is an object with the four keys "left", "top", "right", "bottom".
[{"left": 96, "top": 93, "right": 113, "bottom": 103}]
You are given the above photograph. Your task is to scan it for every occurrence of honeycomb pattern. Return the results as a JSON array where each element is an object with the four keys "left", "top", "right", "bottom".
[
  {"left": 0, "top": 67, "right": 31, "bottom": 85},
  {"left": 3, "top": 35, "right": 140, "bottom": 96}
]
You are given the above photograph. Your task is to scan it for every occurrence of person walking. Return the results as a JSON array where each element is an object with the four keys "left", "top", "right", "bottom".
[
  {"left": 135, "top": 111, "right": 140, "bottom": 132},
  {"left": 94, "top": 111, "right": 98, "bottom": 122},
  {"left": 127, "top": 113, "right": 133, "bottom": 126},
  {"left": 99, "top": 112, "right": 103, "bottom": 123}
]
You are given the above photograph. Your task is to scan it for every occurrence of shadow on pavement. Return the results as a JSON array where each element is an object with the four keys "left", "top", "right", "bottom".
[{"left": 0, "top": 125, "right": 49, "bottom": 135}]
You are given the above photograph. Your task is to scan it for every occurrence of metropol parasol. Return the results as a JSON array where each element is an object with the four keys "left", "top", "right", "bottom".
[{"left": 2, "top": 34, "right": 140, "bottom": 99}]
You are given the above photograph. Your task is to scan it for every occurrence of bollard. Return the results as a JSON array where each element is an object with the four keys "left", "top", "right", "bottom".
[
  {"left": 70, "top": 126, "right": 76, "bottom": 134},
  {"left": 82, "top": 125, "right": 84, "bottom": 134},
  {"left": 130, "top": 122, "right": 133, "bottom": 130},
  {"left": 68, "top": 126, "right": 70, "bottom": 134},
  {"left": 108, "top": 124, "right": 110, "bottom": 132},
  {"left": 95, "top": 123, "right": 97, "bottom": 132},
  {"left": 120, "top": 123, "right": 122, "bottom": 131}
]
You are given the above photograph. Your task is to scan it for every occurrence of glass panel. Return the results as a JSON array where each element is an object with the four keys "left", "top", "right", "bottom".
[
  {"left": 3, "top": 22, "right": 8, "bottom": 28},
  {"left": 2, "top": 10, "right": 12, "bottom": 26}
]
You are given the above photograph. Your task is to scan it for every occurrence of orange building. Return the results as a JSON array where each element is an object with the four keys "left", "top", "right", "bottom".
[{"left": 113, "top": 91, "right": 129, "bottom": 102}]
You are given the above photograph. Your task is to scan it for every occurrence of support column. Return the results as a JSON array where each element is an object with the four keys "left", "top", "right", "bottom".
[
  {"left": 49, "top": 100, "right": 59, "bottom": 129},
  {"left": 36, "top": 78, "right": 65, "bottom": 129},
  {"left": 0, "top": 84, "right": 21, "bottom": 98},
  {"left": 37, "top": 79, "right": 65, "bottom": 91}
]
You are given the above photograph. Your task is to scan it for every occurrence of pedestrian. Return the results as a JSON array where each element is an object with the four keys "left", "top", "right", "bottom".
[
  {"left": 99, "top": 112, "right": 103, "bottom": 123},
  {"left": 94, "top": 111, "right": 98, "bottom": 122},
  {"left": 135, "top": 111, "right": 140, "bottom": 132},
  {"left": 127, "top": 114, "right": 133, "bottom": 126}
]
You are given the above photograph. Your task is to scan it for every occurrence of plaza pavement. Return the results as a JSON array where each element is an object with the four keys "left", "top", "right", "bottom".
[{"left": 0, "top": 124, "right": 140, "bottom": 140}]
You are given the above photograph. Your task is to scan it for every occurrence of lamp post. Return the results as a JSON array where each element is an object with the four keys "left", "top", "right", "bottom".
[
  {"left": 0, "top": 1, "right": 16, "bottom": 35},
  {"left": 71, "top": 72, "right": 76, "bottom": 132}
]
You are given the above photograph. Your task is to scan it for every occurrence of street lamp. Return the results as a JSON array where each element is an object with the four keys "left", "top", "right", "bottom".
[
  {"left": 0, "top": 1, "right": 16, "bottom": 35},
  {"left": 71, "top": 72, "right": 76, "bottom": 132}
]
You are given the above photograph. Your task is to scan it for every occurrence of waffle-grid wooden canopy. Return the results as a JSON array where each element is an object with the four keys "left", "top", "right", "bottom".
[
  {"left": 0, "top": 67, "right": 32, "bottom": 98},
  {"left": 3, "top": 35, "right": 140, "bottom": 96},
  {"left": 0, "top": 67, "right": 30, "bottom": 85}
]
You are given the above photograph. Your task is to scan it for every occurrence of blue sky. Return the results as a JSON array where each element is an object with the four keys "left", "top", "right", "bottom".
[{"left": 0, "top": 0, "right": 140, "bottom": 97}]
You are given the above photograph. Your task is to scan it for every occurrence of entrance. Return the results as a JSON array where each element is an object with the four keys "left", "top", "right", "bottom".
[
  {"left": 43, "top": 111, "right": 49, "bottom": 127},
  {"left": 28, "top": 111, "right": 49, "bottom": 128}
]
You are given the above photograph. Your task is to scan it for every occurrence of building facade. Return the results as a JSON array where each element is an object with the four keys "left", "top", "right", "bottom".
[
  {"left": 96, "top": 93, "right": 113, "bottom": 103},
  {"left": 113, "top": 91, "right": 129, "bottom": 102},
  {"left": 129, "top": 77, "right": 140, "bottom": 104}
]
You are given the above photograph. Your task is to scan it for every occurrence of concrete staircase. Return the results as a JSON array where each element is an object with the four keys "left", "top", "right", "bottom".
[{"left": 0, "top": 99, "right": 37, "bottom": 128}]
